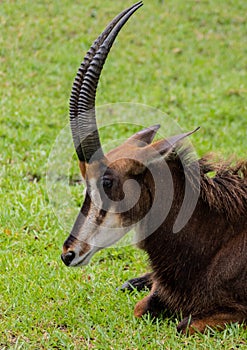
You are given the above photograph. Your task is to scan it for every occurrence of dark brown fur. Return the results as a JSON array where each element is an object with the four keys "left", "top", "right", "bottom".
[{"left": 124, "top": 147, "right": 247, "bottom": 334}]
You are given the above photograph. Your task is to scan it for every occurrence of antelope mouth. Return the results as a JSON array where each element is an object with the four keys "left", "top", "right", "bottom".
[
  {"left": 73, "top": 251, "right": 92, "bottom": 266},
  {"left": 72, "top": 247, "right": 99, "bottom": 267},
  {"left": 61, "top": 249, "right": 93, "bottom": 267}
]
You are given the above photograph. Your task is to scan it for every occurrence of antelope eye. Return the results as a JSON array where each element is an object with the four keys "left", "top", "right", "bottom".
[{"left": 102, "top": 177, "right": 113, "bottom": 189}]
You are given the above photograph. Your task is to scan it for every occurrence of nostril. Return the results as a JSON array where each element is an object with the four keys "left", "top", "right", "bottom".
[{"left": 61, "top": 251, "right": 75, "bottom": 266}]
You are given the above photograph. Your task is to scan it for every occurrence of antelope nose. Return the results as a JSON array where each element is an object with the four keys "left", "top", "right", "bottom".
[{"left": 61, "top": 251, "right": 75, "bottom": 266}]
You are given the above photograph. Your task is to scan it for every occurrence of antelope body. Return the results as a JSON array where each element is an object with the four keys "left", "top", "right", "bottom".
[{"left": 61, "top": 2, "right": 247, "bottom": 334}]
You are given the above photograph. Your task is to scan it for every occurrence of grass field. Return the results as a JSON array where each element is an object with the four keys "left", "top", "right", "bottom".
[{"left": 1, "top": 0, "right": 247, "bottom": 349}]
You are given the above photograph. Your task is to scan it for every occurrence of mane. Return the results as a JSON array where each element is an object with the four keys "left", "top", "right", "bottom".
[
  {"left": 169, "top": 145, "right": 247, "bottom": 222},
  {"left": 199, "top": 155, "right": 247, "bottom": 221}
]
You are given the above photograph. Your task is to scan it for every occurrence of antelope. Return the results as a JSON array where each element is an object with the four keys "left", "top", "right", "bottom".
[{"left": 61, "top": 2, "right": 247, "bottom": 334}]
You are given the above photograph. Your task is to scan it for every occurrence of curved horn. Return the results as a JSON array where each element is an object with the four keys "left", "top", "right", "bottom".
[{"left": 70, "top": 1, "right": 143, "bottom": 163}]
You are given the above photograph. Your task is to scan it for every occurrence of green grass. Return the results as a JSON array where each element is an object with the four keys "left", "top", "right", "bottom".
[{"left": 1, "top": 0, "right": 247, "bottom": 348}]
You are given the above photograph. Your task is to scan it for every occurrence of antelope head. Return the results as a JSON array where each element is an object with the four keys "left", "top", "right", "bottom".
[{"left": 61, "top": 2, "right": 198, "bottom": 267}]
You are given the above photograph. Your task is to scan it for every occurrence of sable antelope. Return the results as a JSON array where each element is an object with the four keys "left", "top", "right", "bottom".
[{"left": 61, "top": 2, "right": 247, "bottom": 334}]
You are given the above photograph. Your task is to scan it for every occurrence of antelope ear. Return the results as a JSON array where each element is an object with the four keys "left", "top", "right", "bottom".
[
  {"left": 126, "top": 124, "right": 160, "bottom": 147},
  {"left": 142, "top": 127, "right": 200, "bottom": 164},
  {"left": 152, "top": 128, "right": 199, "bottom": 155}
]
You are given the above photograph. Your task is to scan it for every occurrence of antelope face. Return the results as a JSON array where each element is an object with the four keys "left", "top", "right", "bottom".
[
  {"left": 61, "top": 156, "right": 150, "bottom": 267},
  {"left": 61, "top": 2, "right": 198, "bottom": 267}
]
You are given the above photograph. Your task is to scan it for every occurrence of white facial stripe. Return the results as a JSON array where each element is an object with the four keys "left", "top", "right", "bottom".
[
  {"left": 77, "top": 205, "right": 99, "bottom": 241},
  {"left": 89, "top": 178, "right": 102, "bottom": 209},
  {"left": 76, "top": 204, "right": 126, "bottom": 248},
  {"left": 70, "top": 177, "right": 130, "bottom": 265},
  {"left": 91, "top": 211, "right": 127, "bottom": 248}
]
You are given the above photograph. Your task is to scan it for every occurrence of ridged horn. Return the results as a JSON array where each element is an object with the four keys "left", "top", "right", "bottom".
[{"left": 70, "top": 1, "right": 143, "bottom": 163}]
